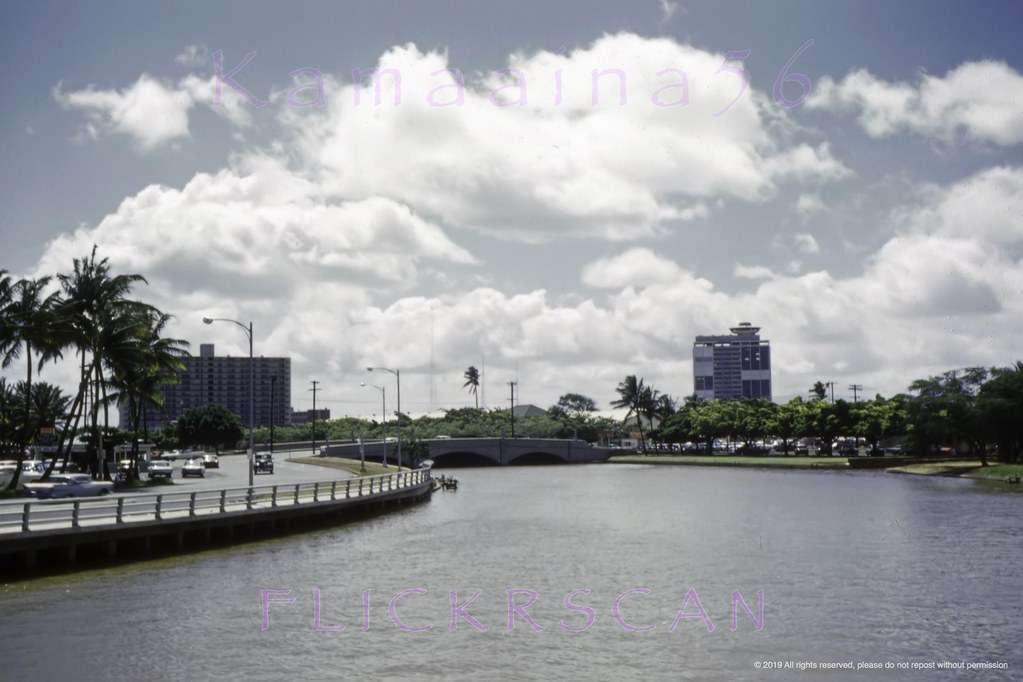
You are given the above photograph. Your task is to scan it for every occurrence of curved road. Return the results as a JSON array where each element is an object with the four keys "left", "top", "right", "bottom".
[{"left": 0, "top": 454, "right": 355, "bottom": 518}]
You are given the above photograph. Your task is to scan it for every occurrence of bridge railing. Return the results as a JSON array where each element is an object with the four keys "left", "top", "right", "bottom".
[{"left": 0, "top": 468, "right": 432, "bottom": 535}]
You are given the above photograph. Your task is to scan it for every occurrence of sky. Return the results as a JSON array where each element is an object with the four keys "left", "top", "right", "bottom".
[{"left": 1, "top": 0, "right": 1022, "bottom": 420}]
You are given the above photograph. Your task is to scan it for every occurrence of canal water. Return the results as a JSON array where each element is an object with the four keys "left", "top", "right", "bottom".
[{"left": 1, "top": 465, "right": 1020, "bottom": 681}]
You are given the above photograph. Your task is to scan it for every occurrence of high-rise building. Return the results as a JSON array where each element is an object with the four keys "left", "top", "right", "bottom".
[
  {"left": 118, "top": 343, "right": 291, "bottom": 430},
  {"left": 693, "top": 322, "right": 772, "bottom": 400}
]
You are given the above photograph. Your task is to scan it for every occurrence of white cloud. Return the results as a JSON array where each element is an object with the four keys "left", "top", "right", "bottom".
[
  {"left": 795, "top": 193, "right": 825, "bottom": 221},
  {"left": 793, "top": 233, "right": 820, "bottom": 255},
  {"left": 807, "top": 60, "right": 1023, "bottom": 145},
  {"left": 54, "top": 75, "right": 194, "bottom": 150},
  {"left": 581, "top": 248, "right": 693, "bottom": 289},
  {"left": 35, "top": 154, "right": 476, "bottom": 302},
  {"left": 734, "top": 263, "right": 776, "bottom": 280},
  {"left": 658, "top": 0, "right": 680, "bottom": 24},
  {"left": 175, "top": 45, "right": 209, "bottom": 68},
  {"left": 53, "top": 70, "right": 256, "bottom": 149},
  {"left": 289, "top": 34, "right": 849, "bottom": 242}
]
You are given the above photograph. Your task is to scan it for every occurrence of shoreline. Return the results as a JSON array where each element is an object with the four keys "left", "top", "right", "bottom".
[{"left": 607, "top": 455, "right": 1023, "bottom": 484}]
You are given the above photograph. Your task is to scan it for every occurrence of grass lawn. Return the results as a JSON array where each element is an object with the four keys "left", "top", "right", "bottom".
[
  {"left": 887, "top": 460, "right": 984, "bottom": 476},
  {"left": 608, "top": 455, "right": 849, "bottom": 469},
  {"left": 288, "top": 456, "right": 400, "bottom": 477},
  {"left": 961, "top": 463, "right": 1023, "bottom": 481}
]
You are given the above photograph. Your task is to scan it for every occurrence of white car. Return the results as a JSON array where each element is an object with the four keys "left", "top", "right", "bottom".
[
  {"left": 148, "top": 459, "right": 174, "bottom": 480},
  {"left": 182, "top": 457, "right": 206, "bottom": 478},
  {"left": 25, "top": 473, "right": 114, "bottom": 499}
]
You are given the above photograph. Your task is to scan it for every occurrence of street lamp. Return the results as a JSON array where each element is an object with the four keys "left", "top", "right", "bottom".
[
  {"left": 366, "top": 367, "right": 400, "bottom": 469},
  {"left": 360, "top": 381, "right": 387, "bottom": 466},
  {"left": 203, "top": 316, "right": 255, "bottom": 486}
]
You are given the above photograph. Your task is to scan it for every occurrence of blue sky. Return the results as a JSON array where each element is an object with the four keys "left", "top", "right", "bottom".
[{"left": 2, "top": 0, "right": 1022, "bottom": 417}]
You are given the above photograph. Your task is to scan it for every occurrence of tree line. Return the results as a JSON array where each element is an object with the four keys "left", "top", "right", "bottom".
[{"left": 1, "top": 247, "right": 187, "bottom": 489}]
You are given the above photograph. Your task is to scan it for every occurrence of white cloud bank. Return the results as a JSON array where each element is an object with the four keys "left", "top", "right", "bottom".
[
  {"left": 28, "top": 37, "right": 1023, "bottom": 413},
  {"left": 807, "top": 60, "right": 1023, "bottom": 145}
]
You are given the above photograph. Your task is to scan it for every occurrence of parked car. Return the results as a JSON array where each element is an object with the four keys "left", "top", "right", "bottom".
[
  {"left": 25, "top": 473, "right": 114, "bottom": 499},
  {"left": 254, "top": 453, "right": 274, "bottom": 474},
  {"left": 202, "top": 453, "right": 220, "bottom": 468},
  {"left": 42, "top": 459, "right": 81, "bottom": 473},
  {"left": 182, "top": 457, "right": 206, "bottom": 478},
  {"left": 148, "top": 459, "right": 173, "bottom": 480}
]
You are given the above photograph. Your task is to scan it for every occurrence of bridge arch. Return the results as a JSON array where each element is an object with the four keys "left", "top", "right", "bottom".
[
  {"left": 431, "top": 451, "right": 499, "bottom": 468},
  {"left": 508, "top": 452, "right": 567, "bottom": 465}
]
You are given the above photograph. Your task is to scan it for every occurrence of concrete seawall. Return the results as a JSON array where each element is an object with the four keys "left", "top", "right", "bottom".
[{"left": 0, "top": 470, "right": 432, "bottom": 576}]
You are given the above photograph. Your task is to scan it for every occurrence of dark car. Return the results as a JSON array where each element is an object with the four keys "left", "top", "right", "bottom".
[{"left": 254, "top": 453, "right": 274, "bottom": 474}]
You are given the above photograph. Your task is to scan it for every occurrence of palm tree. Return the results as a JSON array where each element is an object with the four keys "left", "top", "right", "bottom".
[
  {"left": 612, "top": 375, "right": 653, "bottom": 451},
  {"left": 56, "top": 246, "right": 148, "bottom": 478},
  {"left": 108, "top": 309, "right": 188, "bottom": 478},
  {"left": 463, "top": 365, "right": 480, "bottom": 408},
  {"left": 0, "top": 276, "right": 64, "bottom": 490}
]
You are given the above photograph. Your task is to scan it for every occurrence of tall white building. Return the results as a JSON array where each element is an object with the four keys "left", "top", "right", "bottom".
[{"left": 693, "top": 322, "right": 772, "bottom": 400}]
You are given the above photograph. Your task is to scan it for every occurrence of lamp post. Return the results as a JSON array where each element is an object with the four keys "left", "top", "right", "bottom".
[
  {"left": 202, "top": 316, "right": 254, "bottom": 486},
  {"left": 367, "top": 367, "right": 400, "bottom": 469},
  {"left": 360, "top": 381, "right": 387, "bottom": 467}
]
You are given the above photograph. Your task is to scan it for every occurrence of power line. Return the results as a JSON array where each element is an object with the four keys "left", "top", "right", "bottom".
[{"left": 848, "top": 384, "right": 864, "bottom": 403}]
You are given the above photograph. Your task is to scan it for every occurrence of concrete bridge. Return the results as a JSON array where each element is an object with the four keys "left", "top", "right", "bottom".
[{"left": 322, "top": 438, "right": 612, "bottom": 467}]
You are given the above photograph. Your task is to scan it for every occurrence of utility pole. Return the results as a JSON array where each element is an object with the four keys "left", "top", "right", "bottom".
[
  {"left": 825, "top": 381, "right": 835, "bottom": 404},
  {"left": 848, "top": 384, "right": 863, "bottom": 403},
  {"left": 508, "top": 381, "right": 518, "bottom": 437},
  {"left": 310, "top": 380, "right": 320, "bottom": 455}
]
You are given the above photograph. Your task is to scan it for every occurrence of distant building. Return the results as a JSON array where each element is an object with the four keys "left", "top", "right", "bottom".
[
  {"left": 117, "top": 343, "right": 291, "bottom": 430},
  {"left": 291, "top": 408, "right": 331, "bottom": 425},
  {"left": 693, "top": 322, "right": 772, "bottom": 400}
]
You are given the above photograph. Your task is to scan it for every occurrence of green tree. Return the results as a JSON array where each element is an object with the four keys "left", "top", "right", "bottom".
[
  {"left": 0, "top": 276, "right": 64, "bottom": 490},
  {"left": 108, "top": 310, "right": 189, "bottom": 479},
  {"left": 462, "top": 365, "right": 480, "bottom": 408},
  {"left": 177, "top": 404, "right": 244, "bottom": 453},
  {"left": 976, "top": 362, "right": 1023, "bottom": 463},
  {"left": 56, "top": 246, "right": 149, "bottom": 479},
  {"left": 906, "top": 368, "right": 987, "bottom": 458},
  {"left": 612, "top": 375, "right": 657, "bottom": 450},
  {"left": 550, "top": 393, "right": 598, "bottom": 418}
]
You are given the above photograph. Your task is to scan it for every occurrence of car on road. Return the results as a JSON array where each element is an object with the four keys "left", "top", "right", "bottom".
[
  {"left": 148, "top": 459, "right": 173, "bottom": 480},
  {"left": 182, "top": 457, "right": 206, "bottom": 478},
  {"left": 25, "top": 473, "right": 114, "bottom": 499},
  {"left": 202, "top": 453, "right": 220, "bottom": 468},
  {"left": 254, "top": 453, "right": 274, "bottom": 474},
  {"left": 42, "top": 459, "right": 81, "bottom": 473}
]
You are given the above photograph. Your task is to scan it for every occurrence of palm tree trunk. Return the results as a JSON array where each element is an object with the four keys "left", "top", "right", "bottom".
[{"left": 6, "top": 342, "right": 34, "bottom": 491}]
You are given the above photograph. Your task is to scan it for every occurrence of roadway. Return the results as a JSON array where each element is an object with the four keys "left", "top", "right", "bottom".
[
  {"left": 0, "top": 453, "right": 354, "bottom": 519},
  {"left": 144, "top": 452, "right": 355, "bottom": 491}
]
